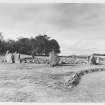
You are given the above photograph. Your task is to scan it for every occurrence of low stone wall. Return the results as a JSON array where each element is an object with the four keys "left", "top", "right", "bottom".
[
  {"left": 44, "top": 67, "right": 105, "bottom": 89},
  {"left": 21, "top": 56, "right": 49, "bottom": 64},
  {"left": 21, "top": 56, "right": 88, "bottom": 65},
  {"left": 63, "top": 67, "right": 105, "bottom": 88},
  {"left": 60, "top": 56, "right": 88, "bottom": 64}
]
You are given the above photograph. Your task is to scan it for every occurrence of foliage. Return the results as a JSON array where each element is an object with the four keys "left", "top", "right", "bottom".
[{"left": 0, "top": 34, "right": 60, "bottom": 55}]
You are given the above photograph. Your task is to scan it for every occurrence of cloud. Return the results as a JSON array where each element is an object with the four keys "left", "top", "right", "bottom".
[{"left": 0, "top": 3, "right": 105, "bottom": 54}]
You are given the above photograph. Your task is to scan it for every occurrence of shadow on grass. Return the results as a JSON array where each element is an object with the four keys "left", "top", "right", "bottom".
[{"left": 56, "top": 64, "right": 77, "bottom": 67}]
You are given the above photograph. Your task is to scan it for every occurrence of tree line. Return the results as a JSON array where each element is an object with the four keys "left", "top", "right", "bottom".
[{"left": 0, "top": 34, "right": 60, "bottom": 56}]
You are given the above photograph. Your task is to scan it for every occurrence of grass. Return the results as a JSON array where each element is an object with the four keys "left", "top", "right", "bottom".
[{"left": 0, "top": 59, "right": 104, "bottom": 102}]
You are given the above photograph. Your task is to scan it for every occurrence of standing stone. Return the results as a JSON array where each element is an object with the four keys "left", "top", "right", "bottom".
[
  {"left": 32, "top": 51, "right": 35, "bottom": 63},
  {"left": 87, "top": 56, "right": 90, "bottom": 64},
  {"left": 4, "top": 50, "right": 9, "bottom": 62},
  {"left": 89, "top": 55, "right": 96, "bottom": 65},
  {"left": 96, "top": 57, "right": 100, "bottom": 65},
  {"left": 6, "top": 52, "right": 12, "bottom": 63},
  {"left": 5, "top": 51, "right": 12, "bottom": 63},
  {"left": 49, "top": 50, "right": 59, "bottom": 67},
  {"left": 11, "top": 53, "right": 15, "bottom": 63},
  {"left": 14, "top": 53, "right": 20, "bottom": 63}
]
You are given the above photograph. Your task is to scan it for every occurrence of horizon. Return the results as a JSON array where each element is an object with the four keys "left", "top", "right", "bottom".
[{"left": 0, "top": 3, "right": 105, "bottom": 55}]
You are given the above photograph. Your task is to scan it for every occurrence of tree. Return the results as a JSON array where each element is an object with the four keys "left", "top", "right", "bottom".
[
  {"left": 0, "top": 34, "right": 61, "bottom": 56},
  {"left": 0, "top": 32, "right": 3, "bottom": 41},
  {"left": 6, "top": 40, "right": 16, "bottom": 53},
  {"left": 15, "top": 38, "right": 32, "bottom": 54},
  {"left": 34, "top": 34, "right": 60, "bottom": 55},
  {"left": 35, "top": 35, "right": 49, "bottom": 55},
  {"left": 48, "top": 39, "right": 60, "bottom": 54}
]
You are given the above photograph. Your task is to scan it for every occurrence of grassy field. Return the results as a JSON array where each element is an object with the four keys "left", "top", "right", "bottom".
[{"left": 0, "top": 62, "right": 104, "bottom": 102}]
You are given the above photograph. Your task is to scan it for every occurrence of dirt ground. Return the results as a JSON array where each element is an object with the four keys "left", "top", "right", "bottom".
[{"left": 0, "top": 62, "right": 104, "bottom": 102}]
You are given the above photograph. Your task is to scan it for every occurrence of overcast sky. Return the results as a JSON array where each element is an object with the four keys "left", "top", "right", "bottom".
[{"left": 0, "top": 3, "right": 105, "bottom": 55}]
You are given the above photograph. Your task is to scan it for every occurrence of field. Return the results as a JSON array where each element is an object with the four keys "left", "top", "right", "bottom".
[{"left": 0, "top": 56, "right": 105, "bottom": 102}]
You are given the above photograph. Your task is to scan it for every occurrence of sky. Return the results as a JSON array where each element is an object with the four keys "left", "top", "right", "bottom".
[{"left": 0, "top": 3, "right": 105, "bottom": 55}]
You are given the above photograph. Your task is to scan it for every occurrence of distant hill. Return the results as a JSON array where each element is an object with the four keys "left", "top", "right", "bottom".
[{"left": 93, "top": 53, "right": 105, "bottom": 56}]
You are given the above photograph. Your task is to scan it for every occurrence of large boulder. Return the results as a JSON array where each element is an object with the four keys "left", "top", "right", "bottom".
[{"left": 64, "top": 73, "right": 81, "bottom": 88}]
